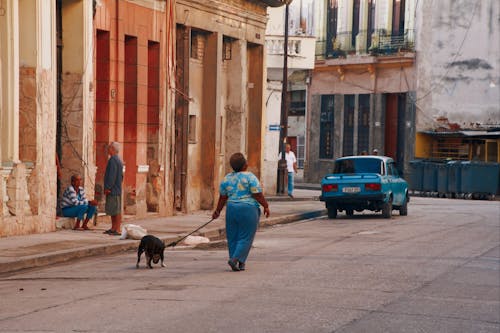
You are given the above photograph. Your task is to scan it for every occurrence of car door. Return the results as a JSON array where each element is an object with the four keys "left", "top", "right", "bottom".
[{"left": 388, "top": 161, "right": 405, "bottom": 205}]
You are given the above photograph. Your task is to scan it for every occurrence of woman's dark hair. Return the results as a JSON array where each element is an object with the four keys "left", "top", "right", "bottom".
[{"left": 230, "top": 153, "right": 247, "bottom": 172}]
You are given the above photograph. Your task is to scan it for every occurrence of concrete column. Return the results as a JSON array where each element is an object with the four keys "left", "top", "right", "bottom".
[
  {"left": 1, "top": 0, "right": 20, "bottom": 164},
  {"left": 82, "top": 0, "right": 96, "bottom": 195},
  {"left": 404, "top": 0, "right": 416, "bottom": 44},
  {"left": 356, "top": 0, "right": 369, "bottom": 54},
  {"left": 35, "top": 0, "right": 57, "bottom": 226}
]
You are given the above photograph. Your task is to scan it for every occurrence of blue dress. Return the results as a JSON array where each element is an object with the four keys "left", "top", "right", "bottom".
[{"left": 219, "top": 171, "right": 262, "bottom": 263}]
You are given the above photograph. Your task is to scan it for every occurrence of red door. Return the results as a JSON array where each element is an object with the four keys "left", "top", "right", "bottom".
[
  {"left": 287, "top": 136, "right": 297, "bottom": 156},
  {"left": 385, "top": 94, "right": 398, "bottom": 159}
]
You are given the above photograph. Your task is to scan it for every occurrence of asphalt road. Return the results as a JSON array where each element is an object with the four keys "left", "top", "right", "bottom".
[{"left": 0, "top": 197, "right": 499, "bottom": 333}]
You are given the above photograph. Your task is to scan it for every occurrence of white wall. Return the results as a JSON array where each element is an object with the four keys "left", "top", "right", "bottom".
[{"left": 416, "top": 0, "right": 500, "bottom": 130}]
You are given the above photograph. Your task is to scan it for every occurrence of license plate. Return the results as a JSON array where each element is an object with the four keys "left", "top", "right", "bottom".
[{"left": 342, "top": 187, "right": 360, "bottom": 193}]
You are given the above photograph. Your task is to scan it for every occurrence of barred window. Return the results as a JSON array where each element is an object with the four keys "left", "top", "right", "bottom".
[{"left": 320, "top": 95, "right": 335, "bottom": 159}]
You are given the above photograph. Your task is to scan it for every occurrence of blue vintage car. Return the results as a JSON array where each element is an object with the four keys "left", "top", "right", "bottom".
[{"left": 319, "top": 156, "right": 409, "bottom": 218}]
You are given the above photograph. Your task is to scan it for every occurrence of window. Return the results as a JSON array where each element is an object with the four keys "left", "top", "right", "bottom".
[
  {"left": 190, "top": 30, "right": 206, "bottom": 60},
  {"left": 334, "top": 158, "right": 382, "bottom": 174},
  {"left": 352, "top": 0, "right": 360, "bottom": 48},
  {"left": 320, "top": 95, "right": 335, "bottom": 159},
  {"left": 326, "top": 0, "right": 338, "bottom": 56},
  {"left": 357, "top": 94, "right": 370, "bottom": 154},
  {"left": 289, "top": 90, "right": 306, "bottom": 116},
  {"left": 222, "top": 36, "right": 233, "bottom": 61},
  {"left": 297, "top": 135, "right": 305, "bottom": 168},
  {"left": 392, "top": 0, "right": 406, "bottom": 37},
  {"left": 188, "top": 115, "right": 197, "bottom": 143}
]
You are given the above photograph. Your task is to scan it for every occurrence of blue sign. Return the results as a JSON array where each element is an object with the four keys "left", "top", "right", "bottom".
[{"left": 269, "top": 124, "right": 280, "bottom": 131}]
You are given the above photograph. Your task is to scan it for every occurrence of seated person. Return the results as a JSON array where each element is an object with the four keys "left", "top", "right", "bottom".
[{"left": 61, "top": 174, "right": 98, "bottom": 230}]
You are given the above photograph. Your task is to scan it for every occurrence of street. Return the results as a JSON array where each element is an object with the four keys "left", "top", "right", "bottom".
[{"left": 0, "top": 197, "right": 499, "bottom": 333}]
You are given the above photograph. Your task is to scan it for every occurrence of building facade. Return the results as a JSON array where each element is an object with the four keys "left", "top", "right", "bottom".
[
  {"left": 305, "top": 0, "right": 417, "bottom": 183},
  {"left": 1, "top": 0, "right": 281, "bottom": 237},
  {"left": 1, "top": 0, "right": 59, "bottom": 236},
  {"left": 174, "top": 0, "right": 284, "bottom": 210},
  {"left": 93, "top": 0, "right": 173, "bottom": 217},
  {"left": 263, "top": 0, "right": 316, "bottom": 194},
  {"left": 414, "top": 0, "right": 500, "bottom": 162}
]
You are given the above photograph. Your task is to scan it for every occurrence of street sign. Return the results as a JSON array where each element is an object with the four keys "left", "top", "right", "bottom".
[{"left": 269, "top": 124, "right": 280, "bottom": 131}]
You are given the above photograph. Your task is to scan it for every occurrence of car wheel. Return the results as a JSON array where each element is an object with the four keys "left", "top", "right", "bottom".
[
  {"left": 346, "top": 209, "right": 354, "bottom": 216},
  {"left": 327, "top": 206, "right": 337, "bottom": 219},
  {"left": 382, "top": 197, "right": 392, "bottom": 219},
  {"left": 399, "top": 196, "right": 408, "bottom": 216}
]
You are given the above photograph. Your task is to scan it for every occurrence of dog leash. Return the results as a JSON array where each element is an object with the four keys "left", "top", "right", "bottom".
[{"left": 165, "top": 218, "right": 216, "bottom": 248}]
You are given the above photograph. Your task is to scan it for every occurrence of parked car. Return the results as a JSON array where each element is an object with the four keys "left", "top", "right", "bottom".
[{"left": 319, "top": 156, "right": 409, "bottom": 218}]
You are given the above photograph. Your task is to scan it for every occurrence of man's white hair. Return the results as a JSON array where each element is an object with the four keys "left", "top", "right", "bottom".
[{"left": 110, "top": 141, "right": 120, "bottom": 153}]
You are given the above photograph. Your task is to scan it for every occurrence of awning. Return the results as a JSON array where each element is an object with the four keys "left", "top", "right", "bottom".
[{"left": 419, "top": 130, "right": 500, "bottom": 139}]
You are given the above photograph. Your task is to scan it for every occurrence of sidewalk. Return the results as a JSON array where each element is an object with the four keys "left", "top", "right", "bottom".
[{"left": 0, "top": 189, "right": 324, "bottom": 275}]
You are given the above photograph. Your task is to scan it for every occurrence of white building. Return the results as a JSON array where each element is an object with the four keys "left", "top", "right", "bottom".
[{"left": 262, "top": 0, "right": 316, "bottom": 194}]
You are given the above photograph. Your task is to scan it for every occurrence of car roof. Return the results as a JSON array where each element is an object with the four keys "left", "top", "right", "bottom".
[{"left": 336, "top": 155, "right": 393, "bottom": 162}]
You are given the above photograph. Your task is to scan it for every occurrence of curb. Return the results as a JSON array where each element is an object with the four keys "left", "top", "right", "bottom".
[{"left": 0, "top": 210, "right": 326, "bottom": 275}]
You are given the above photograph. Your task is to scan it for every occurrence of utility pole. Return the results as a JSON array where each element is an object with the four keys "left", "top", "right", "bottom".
[{"left": 277, "top": 2, "right": 290, "bottom": 195}]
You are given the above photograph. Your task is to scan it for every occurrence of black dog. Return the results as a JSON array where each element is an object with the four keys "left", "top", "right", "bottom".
[{"left": 136, "top": 235, "right": 166, "bottom": 269}]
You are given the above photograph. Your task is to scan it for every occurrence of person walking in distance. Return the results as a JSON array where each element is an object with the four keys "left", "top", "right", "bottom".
[
  {"left": 280, "top": 143, "right": 298, "bottom": 198},
  {"left": 212, "top": 153, "right": 270, "bottom": 271},
  {"left": 103, "top": 142, "right": 123, "bottom": 236}
]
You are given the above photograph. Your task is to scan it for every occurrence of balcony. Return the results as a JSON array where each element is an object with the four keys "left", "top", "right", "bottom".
[
  {"left": 317, "top": 29, "right": 415, "bottom": 60},
  {"left": 266, "top": 35, "right": 316, "bottom": 70}
]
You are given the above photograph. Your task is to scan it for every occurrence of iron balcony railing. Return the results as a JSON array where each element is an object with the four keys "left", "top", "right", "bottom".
[
  {"left": 370, "top": 29, "right": 415, "bottom": 55},
  {"left": 316, "top": 29, "right": 415, "bottom": 59}
]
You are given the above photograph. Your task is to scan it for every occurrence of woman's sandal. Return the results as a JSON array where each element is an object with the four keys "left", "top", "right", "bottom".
[{"left": 228, "top": 258, "right": 240, "bottom": 271}]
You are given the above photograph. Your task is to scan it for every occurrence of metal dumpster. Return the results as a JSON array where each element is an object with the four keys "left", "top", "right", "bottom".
[
  {"left": 409, "top": 160, "right": 424, "bottom": 192},
  {"left": 422, "top": 161, "right": 438, "bottom": 193},
  {"left": 436, "top": 163, "right": 448, "bottom": 195},
  {"left": 460, "top": 162, "right": 500, "bottom": 197},
  {"left": 447, "top": 161, "right": 462, "bottom": 196}
]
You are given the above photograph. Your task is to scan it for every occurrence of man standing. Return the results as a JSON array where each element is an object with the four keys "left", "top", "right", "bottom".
[
  {"left": 281, "top": 143, "right": 298, "bottom": 198},
  {"left": 103, "top": 142, "right": 123, "bottom": 236}
]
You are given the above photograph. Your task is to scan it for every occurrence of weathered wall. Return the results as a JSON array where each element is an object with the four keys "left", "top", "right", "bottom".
[
  {"left": 19, "top": 67, "right": 37, "bottom": 163},
  {"left": 311, "top": 65, "right": 415, "bottom": 95},
  {"left": 176, "top": 0, "right": 268, "bottom": 211},
  {"left": 186, "top": 56, "right": 204, "bottom": 212},
  {"left": 1, "top": 1, "right": 57, "bottom": 237},
  {"left": 94, "top": 0, "right": 169, "bottom": 217},
  {"left": 262, "top": 79, "right": 281, "bottom": 194},
  {"left": 415, "top": 0, "right": 500, "bottom": 130}
]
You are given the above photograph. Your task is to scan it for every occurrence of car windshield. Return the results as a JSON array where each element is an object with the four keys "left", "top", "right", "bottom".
[{"left": 334, "top": 158, "right": 382, "bottom": 174}]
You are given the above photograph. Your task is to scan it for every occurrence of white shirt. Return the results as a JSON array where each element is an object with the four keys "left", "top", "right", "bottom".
[{"left": 280, "top": 151, "right": 297, "bottom": 173}]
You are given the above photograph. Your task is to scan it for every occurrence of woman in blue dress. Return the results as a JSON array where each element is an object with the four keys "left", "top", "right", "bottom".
[{"left": 212, "top": 153, "right": 270, "bottom": 271}]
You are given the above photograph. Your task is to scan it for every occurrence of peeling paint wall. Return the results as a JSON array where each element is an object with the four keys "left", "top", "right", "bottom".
[
  {"left": 415, "top": 0, "right": 500, "bottom": 130},
  {"left": 19, "top": 67, "right": 37, "bottom": 163},
  {"left": 176, "top": 0, "right": 268, "bottom": 212},
  {"left": 0, "top": 1, "right": 57, "bottom": 237}
]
